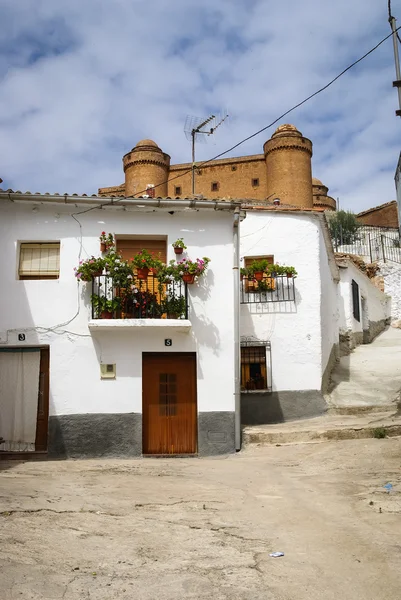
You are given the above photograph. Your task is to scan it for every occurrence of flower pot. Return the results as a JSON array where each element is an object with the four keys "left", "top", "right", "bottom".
[
  {"left": 92, "top": 270, "right": 103, "bottom": 278},
  {"left": 174, "top": 247, "right": 184, "bottom": 255},
  {"left": 182, "top": 273, "right": 195, "bottom": 284},
  {"left": 150, "top": 267, "right": 157, "bottom": 274},
  {"left": 100, "top": 310, "right": 113, "bottom": 319},
  {"left": 286, "top": 273, "right": 293, "bottom": 278},
  {"left": 167, "top": 313, "right": 180, "bottom": 319},
  {"left": 137, "top": 267, "right": 150, "bottom": 280},
  {"left": 100, "top": 242, "right": 107, "bottom": 252},
  {"left": 240, "top": 274, "right": 244, "bottom": 281},
  {"left": 254, "top": 271, "right": 264, "bottom": 281},
  {"left": 271, "top": 271, "right": 278, "bottom": 278}
]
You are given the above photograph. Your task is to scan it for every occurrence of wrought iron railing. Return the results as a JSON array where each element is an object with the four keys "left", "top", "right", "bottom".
[
  {"left": 331, "top": 225, "right": 401, "bottom": 264},
  {"left": 240, "top": 275, "right": 296, "bottom": 304},
  {"left": 91, "top": 275, "right": 188, "bottom": 319}
]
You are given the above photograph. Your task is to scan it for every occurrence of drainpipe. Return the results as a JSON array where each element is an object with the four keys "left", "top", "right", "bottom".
[{"left": 233, "top": 207, "right": 241, "bottom": 451}]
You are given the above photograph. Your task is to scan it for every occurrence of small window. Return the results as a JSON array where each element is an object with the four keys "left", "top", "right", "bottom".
[
  {"left": 174, "top": 186, "right": 182, "bottom": 196},
  {"left": 241, "top": 346, "right": 268, "bottom": 390},
  {"left": 352, "top": 279, "right": 360, "bottom": 322},
  {"left": 211, "top": 182, "right": 219, "bottom": 192},
  {"left": 19, "top": 243, "right": 60, "bottom": 280},
  {"left": 231, "top": 166, "right": 237, "bottom": 171},
  {"left": 252, "top": 178, "right": 259, "bottom": 187}
]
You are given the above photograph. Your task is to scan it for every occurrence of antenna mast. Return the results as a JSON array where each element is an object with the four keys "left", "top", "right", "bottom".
[{"left": 184, "top": 113, "right": 229, "bottom": 195}]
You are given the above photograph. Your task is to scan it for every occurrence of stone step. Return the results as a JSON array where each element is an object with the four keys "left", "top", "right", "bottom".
[
  {"left": 327, "top": 405, "right": 399, "bottom": 416},
  {"left": 242, "top": 413, "right": 401, "bottom": 446}
]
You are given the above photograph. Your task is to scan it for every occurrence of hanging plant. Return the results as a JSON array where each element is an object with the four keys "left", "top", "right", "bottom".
[
  {"left": 176, "top": 257, "right": 210, "bottom": 284},
  {"left": 99, "top": 232, "right": 115, "bottom": 252},
  {"left": 172, "top": 238, "right": 187, "bottom": 255},
  {"left": 74, "top": 257, "right": 105, "bottom": 282}
]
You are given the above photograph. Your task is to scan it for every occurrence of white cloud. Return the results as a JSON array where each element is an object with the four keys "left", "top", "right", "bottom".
[{"left": 0, "top": 0, "right": 399, "bottom": 212}]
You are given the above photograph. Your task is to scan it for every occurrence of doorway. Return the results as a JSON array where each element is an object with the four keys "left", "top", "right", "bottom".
[
  {"left": 0, "top": 347, "right": 49, "bottom": 454},
  {"left": 142, "top": 353, "right": 197, "bottom": 455}
]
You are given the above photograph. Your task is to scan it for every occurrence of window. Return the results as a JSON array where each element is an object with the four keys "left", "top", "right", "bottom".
[
  {"left": 241, "top": 345, "right": 270, "bottom": 391},
  {"left": 352, "top": 279, "right": 360, "bottom": 322},
  {"left": 116, "top": 238, "right": 167, "bottom": 263},
  {"left": 19, "top": 243, "right": 60, "bottom": 280},
  {"left": 252, "top": 178, "right": 259, "bottom": 187},
  {"left": 211, "top": 182, "right": 219, "bottom": 192},
  {"left": 174, "top": 186, "right": 182, "bottom": 196},
  {"left": 231, "top": 166, "right": 237, "bottom": 171}
]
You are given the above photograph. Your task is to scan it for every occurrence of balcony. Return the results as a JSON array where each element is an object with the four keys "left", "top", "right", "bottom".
[
  {"left": 240, "top": 275, "right": 295, "bottom": 304},
  {"left": 88, "top": 274, "right": 190, "bottom": 331}
]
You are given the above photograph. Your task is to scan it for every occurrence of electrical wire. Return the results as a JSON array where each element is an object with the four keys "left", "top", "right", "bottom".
[{"left": 71, "top": 25, "right": 400, "bottom": 219}]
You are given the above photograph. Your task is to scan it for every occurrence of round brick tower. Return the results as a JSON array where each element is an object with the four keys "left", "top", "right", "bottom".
[
  {"left": 123, "top": 139, "right": 170, "bottom": 197},
  {"left": 312, "top": 177, "right": 337, "bottom": 211},
  {"left": 264, "top": 124, "right": 313, "bottom": 208}
]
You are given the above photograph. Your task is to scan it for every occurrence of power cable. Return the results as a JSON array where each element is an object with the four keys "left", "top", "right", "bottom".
[{"left": 72, "top": 25, "right": 400, "bottom": 218}]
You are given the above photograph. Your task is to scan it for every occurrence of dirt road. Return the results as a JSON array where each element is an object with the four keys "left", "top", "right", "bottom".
[{"left": 1, "top": 439, "right": 401, "bottom": 599}]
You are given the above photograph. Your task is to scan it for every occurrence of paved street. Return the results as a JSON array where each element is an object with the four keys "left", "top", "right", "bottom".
[{"left": 1, "top": 439, "right": 401, "bottom": 600}]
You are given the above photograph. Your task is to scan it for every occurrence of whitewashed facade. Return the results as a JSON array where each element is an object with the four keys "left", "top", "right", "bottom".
[{"left": 0, "top": 194, "right": 240, "bottom": 456}]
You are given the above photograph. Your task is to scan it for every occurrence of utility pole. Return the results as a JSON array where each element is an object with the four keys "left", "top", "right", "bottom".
[{"left": 389, "top": 16, "right": 401, "bottom": 116}]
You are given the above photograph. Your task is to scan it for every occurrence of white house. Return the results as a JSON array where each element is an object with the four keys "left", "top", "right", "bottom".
[
  {"left": 0, "top": 192, "right": 242, "bottom": 457},
  {"left": 239, "top": 206, "right": 391, "bottom": 425}
]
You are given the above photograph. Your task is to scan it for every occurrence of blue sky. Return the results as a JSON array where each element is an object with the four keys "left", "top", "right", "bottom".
[{"left": 0, "top": 0, "right": 400, "bottom": 212}]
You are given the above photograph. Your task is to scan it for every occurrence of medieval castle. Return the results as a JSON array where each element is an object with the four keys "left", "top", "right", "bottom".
[{"left": 99, "top": 123, "right": 337, "bottom": 211}]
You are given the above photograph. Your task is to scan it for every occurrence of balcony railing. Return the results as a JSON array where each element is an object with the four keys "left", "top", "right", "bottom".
[
  {"left": 240, "top": 275, "right": 295, "bottom": 304},
  {"left": 91, "top": 275, "right": 188, "bottom": 320}
]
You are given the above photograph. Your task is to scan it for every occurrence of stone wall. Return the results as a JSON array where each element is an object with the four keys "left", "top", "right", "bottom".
[{"left": 379, "top": 261, "right": 401, "bottom": 319}]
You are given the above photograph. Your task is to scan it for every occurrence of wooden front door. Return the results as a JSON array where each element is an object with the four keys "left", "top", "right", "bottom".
[
  {"left": 142, "top": 353, "right": 197, "bottom": 455},
  {"left": 35, "top": 348, "right": 50, "bottom": 451}
]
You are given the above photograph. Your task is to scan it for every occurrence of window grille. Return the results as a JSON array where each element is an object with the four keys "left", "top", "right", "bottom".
[{"left": 240, "top": 341, "right": 272, "bottom": 392}]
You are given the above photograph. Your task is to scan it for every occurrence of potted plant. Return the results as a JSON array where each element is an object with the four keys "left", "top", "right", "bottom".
[
  {"left": 91, "top": 295, "right": 121, "bottom": 319},
  {"left": 131, "top": 249, "right": 154, "bottom": 279},
  {"left": 74, "top": 257, "right": 105, "bottom": 282},
  {"left": 99, "top": 232, "right": 115, "bottom": 253},
  {"left": 177, "top": 257, "right": 210, "bottom": 284},
  {"left": 284, "top": 266, "right": 297, "bottom": 278},
  {"left": 256, "top": 279, "right": 274, "bottom": 293},
  {"left": 249, "top": 258, "right": 269, "bottom": 281},
  {"left": 172, "top": 238, "right": 187, "bottom": 255},
  {"left": 162, "top": 294, "right": 187, "bottom": 319}
]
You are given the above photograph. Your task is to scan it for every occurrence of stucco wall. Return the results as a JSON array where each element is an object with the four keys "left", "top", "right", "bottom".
[
  {"left": 337, "top": 260, "right": 391, "bottom": 354},
  {"left": 0, "top": 203, "right": 236, "bottom": 424},
  {"left": 240, "top": 211, "right": 324, "bottom": 392},
  {"left": 378, "top": 261, "right": 401, "bottom": 320}
]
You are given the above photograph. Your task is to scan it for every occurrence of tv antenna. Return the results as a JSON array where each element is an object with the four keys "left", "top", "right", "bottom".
[{"left": 184, "top": 112, "right": 229, "bottom": 194}]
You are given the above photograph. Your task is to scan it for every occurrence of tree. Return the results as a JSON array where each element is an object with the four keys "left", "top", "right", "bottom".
[{"left": 328, "top": 210, "right": 360, "bottom": 246}]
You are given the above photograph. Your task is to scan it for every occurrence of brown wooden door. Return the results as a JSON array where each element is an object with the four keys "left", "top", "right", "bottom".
[
  {"left": 35, "top": 348, "right": 50, "bottom": 451},
  {"left": 142, "top": 353, "right": 197, "bottom": 455}
]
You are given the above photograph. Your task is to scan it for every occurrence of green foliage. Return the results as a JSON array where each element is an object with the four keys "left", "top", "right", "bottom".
[
  {"left": 372, "top": 427, "right": 387, "bottom": 439},
  {"left": 91, "top": 294, "right": 121, "bottom": 317},
  {"left": 99, "top": 231, "right": 115, "bottom": 249},
  {"left": 74, "top": 257, "right": 105, "bottom": 282},
  {"left": 103, "top": 250, "right": 134, "bottom": 288},
  {"left": 256, "top": 279, "right": 274, "bottom": 292},
  {"left": 162, "top": 294, "right": 187, "bottom": 318},
  {"left": 172, "top": 238, "right": 187, "bottom": 249},
  {"left": 131, "top": 249, "right": 155, "bottom": 269},
  {"left": 328, "top": 210, "right": 360, "bottom": 245},
  {"left": 248, "top": 259, "right": 269, "bottom": 274}
]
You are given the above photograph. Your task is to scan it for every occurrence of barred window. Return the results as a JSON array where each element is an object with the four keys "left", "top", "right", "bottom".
[
  {"left": 241, "top": 346, "right": 268, "bottom": 391},
  {"left": 19, "top": 243, "right": 60, "bottom": 280}
]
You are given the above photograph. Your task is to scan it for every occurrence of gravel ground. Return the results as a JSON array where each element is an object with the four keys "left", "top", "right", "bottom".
[{"left": 1, "top": 438, "right": 401, "bottom": 600}]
